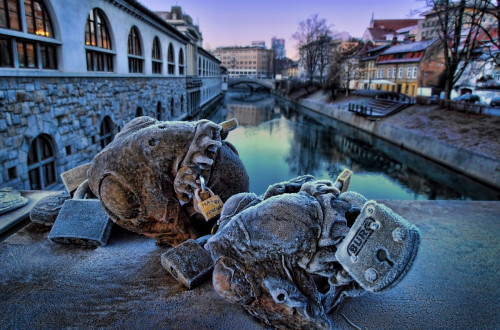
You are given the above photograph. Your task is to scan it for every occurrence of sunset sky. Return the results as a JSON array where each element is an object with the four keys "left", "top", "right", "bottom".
[{"left": 139, "top": 0, "right": 424, "bottom": 59}]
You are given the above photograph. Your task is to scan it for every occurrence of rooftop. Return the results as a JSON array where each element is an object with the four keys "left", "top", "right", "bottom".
[{"left": 380, "top": 39, "right": 437, "bottom": 55}]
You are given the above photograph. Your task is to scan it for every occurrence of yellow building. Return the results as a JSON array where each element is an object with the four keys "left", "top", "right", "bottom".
[{"left": 373, "top": 39, "right": 444, "bottom": 97}]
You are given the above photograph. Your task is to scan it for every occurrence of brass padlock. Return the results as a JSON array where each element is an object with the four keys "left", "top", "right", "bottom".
[
  {"left": 193, "top": 176, "right": 223, "bottom": 221},
  {"left": 334, "top": 169, "right": 352, "bottom": 193}
]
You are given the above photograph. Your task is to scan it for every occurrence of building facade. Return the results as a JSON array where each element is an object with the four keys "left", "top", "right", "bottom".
[
  {"left": 373, "top": 39, "right": 444, "bottom": 96},
  {"left": 0, "top": 0, "right": 222, "bottom": 190},
  {"left": 418, "top": 3, "right": 497, "bottom": 41},
  {"left": 212, "top": 46, "right": 274, "bottom": 78},
  {"left": 271, "top": 37, "right": 285, "bottom": 59}
]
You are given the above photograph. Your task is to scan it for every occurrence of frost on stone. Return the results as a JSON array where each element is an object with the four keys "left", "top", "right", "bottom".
[
  {"left": 205, "top": 175, "right": 419, "bottom": 329},
  {"left": 87, "top": 116, "right": 249, "bottom": 246}
]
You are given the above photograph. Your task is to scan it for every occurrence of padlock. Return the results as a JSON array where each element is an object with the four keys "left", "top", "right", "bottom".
[
  {"left": 334, "top": 169, "right": 352, "bottom": 193},
  {"left": 193, "top": 178, "right": 223, "bottom": 221},
  {"left": 335, "top": 200, "right": 420, "bottom": 292}
]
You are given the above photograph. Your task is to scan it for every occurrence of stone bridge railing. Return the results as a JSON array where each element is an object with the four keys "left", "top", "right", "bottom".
[{"left": 227, "top": 78, "right": 275, "bottom": 90}]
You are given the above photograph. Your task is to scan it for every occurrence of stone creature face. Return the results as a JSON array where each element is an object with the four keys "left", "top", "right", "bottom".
[
  {"left": 205, "top": 176, "right": 366, "bottom": 329},
  {"left": 88, "top": 116, "right": 249, "bottom": 246}
]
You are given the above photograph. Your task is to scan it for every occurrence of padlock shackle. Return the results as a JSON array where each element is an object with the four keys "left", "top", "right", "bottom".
[{"left": 199, "top": 175, "right": 207, "bottom": 192}]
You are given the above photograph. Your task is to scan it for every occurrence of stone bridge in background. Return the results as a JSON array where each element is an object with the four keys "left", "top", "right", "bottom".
[{"left": 228, "top": 78, "right": 276, "bottom": 91}]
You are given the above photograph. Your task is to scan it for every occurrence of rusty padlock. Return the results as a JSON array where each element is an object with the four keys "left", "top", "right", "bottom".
[{"left": 193, "top": 176, "right": 223, "bottom": 221}]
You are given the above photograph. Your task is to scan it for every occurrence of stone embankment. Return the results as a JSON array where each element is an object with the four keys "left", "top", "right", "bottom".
[{"left": 279, "top": 91, "right": 500, "bottom": 190}]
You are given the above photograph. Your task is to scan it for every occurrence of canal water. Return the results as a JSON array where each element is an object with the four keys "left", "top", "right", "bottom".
[{"left": 200, "top": 91, "right": 499, "bottom": 200}]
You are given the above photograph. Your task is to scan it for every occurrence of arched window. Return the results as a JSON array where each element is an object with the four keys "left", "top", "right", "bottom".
[
  {"left": 152, "top": 36, "right": 162, "bottom": 74},
  {"left": 156, "top": 101, "right": 163, "bottom": 120},
  {"left": 0, "top": 0, "right": 57, "bottom": 69},
  {"left": 128, "top": 26, "right": 143, "bottom": 73},
  {"left": 100, "top": 116, "right": 114, "bottom": 149},
  {"left": 198, "top": 57, "right": 201, "bottom": 76},
  {"left": 178, "top": 48, "right": 184, "bottom": 75},
  {"left": 85, "top": 8, "right": 113, "bottom": 72},
  {"left": 25, "top": 0, "right": 53, "bottom": 37},
  {"left": 136, "top": 106, "right": 143, "bottom": 117},
  {"left": 167, "top": 43, "right": 174, "bottom": 75},
  {"left": 28, "top": 134, "right": 56, "bottom": 189}
]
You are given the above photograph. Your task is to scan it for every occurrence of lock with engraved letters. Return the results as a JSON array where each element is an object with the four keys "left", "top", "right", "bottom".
[
  {"left": 193, "top": 176, "right": 223, "bottom": 221},
  {"left": 335, "top": 200, "right": 420, "bottom": 292}
]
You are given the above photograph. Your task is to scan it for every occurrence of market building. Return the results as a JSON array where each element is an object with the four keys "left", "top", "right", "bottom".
[{"left": 0, "top": 0, "right": 222, "bottom": 190}]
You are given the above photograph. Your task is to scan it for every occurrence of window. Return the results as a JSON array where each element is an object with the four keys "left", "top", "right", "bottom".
[
  {"left": 167, "top": 43, "right": 174, "bottom": 74},
  {"left": 85, "top": 8, "right": 113, "bottom": 72},
  {"left": 152, "top": 36, "right": 162, "bottom": 74},
  {"left": 0, "top": 0, "right": 57, "bottom": 70},
  {"left": 393, "top": 68, "right": 396, "bottom": 78},
  {"left": 0, "top": 0, "right": 21, "bottom": 30},
  {"left": 24, "top": 0, "right": 53, "bottom": 37},
  {"left": 198, "top": 57, "right": 201, "bottom": 75},
  {"left": 28, "top": 134, "right": 56, "bottom": 189},
  {"left": 136, "top": 106, "right": 143, "bottom": 117},
  {"left": 398, "top": 67, "right": 403, "bottom": 78},
  {"left": 178, "top": 48, "right": 184, "bottom": 75},
  {"left": 413, "top": 67, "right": 418, "bottom": 78},
  {"left": 156, "top": 101, "right": 162, "bottom": 120},
  {"left": 407, "top": 67, "right": 412, "bottom": 78},
  {"left": 100, "top": 116, "right": 114, "bottom": 149},
  {"left": 387, "top": 68, "right": 391, "bottom": 78},
  {"left": 128, "top": 26, "right": 143, "bottom": 73},
  {"left": 0, "top": 36, "right": 12, "bottom": 67}
]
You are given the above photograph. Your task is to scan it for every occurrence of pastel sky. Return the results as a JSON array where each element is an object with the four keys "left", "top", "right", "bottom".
[{"left": 139, "top": 0, "right": 424, "bottom": 59}]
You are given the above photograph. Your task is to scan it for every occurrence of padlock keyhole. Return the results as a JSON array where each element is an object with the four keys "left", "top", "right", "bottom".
[{"left": 377, "top": 249, "right": 394, "bottom": 267}]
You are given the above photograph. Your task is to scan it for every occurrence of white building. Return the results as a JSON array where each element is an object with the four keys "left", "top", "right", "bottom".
[{"left": 0, "top": 0, "right": 222, "bottom": 190}]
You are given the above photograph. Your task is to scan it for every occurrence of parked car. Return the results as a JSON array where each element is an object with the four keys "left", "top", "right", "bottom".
[
  {"left": 429, "top": 95, "right": 439, "bottom": 105},
  {"left": 454, "top": 94, "right": 480, "bottom": 103},
  {"left": 490, "top": 97, "right": 500, "bottom": 107}
]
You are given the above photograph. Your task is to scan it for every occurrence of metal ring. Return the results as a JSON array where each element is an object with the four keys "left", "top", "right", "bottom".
[{"left": 200, "top": 175, "right": 207, "bottom": 191}]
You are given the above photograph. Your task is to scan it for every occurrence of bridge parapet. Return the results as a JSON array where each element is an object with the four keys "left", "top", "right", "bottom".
[{"left": 228, "top": 78, "right": 275, "bottom": 90}]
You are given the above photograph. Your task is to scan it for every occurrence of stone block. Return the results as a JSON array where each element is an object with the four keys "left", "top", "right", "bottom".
[
  {"left": 0, "top": 188, "right": 29, "bottom": 215},
  {"left": 161, "top": 239, "right": 214, "bottom": 289},
  {"left": 48, "top": 199, "right": 112, "bottom": 246},
  {"left": 7, "top": 90, "right": 16, "bottom": 103},
  {"left": 30, "top": 192, "right": 69, "bottom": 226},
  {"left": 60, "top": 163, "right": 91, "bottom": 194},
  {"left": 26, "top": 84, "right": 35, "bottom": 92}
]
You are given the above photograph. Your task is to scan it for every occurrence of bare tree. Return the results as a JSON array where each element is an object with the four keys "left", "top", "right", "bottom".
[
  {"left": 421, "top": 0, "right": 498, "bottom": 99},
  {"left": 327, "top": 41, "right": 363, "bottom": 96},
  {"left": 293, "top": 14, "right": 333, "bottom": 83},
  {"left": 317, "top": 34, "right": 333, "bottom": 83}
]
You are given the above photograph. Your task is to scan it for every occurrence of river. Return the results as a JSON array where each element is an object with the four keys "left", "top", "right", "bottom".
[{"left": 199, "top": 91, "right": 499, "bottom": 200}]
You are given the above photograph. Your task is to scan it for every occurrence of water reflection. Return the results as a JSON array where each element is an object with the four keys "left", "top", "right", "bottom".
[{"left": 201, "top": 92, "right": 499, "bottom": 200}]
